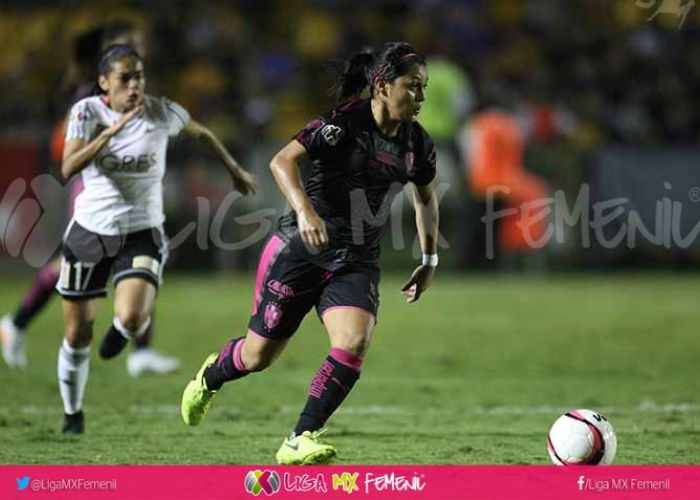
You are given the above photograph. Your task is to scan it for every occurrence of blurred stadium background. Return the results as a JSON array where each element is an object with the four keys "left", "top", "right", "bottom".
[
  {"left": 2, "top": 0, "right": 700, "bottom": 272},
  {"left": 1, "top": 1, "right": 699, "bottom": 464}
]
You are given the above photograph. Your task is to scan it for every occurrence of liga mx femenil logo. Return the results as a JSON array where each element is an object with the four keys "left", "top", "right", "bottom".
[{"left": 244, "top": 470, "right": 281, "bottom": 496}]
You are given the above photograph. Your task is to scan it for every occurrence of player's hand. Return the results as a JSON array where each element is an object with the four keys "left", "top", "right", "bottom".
[
  {"left": 228, "top": 167, "right": 259, "bottom": 195},
  {"left": 104, "top": 105, "right": 143, "bottom": 137},
  {"left": 401, "top": 264, "right": 435, "bottom": 303},
  {"left": 298, "top": 207, "right": 328, "bottom": 251}
]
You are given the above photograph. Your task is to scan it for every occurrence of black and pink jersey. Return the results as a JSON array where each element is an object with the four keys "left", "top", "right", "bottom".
[{"left": 278, "top": 99, "right": 436, "bottom": 269}]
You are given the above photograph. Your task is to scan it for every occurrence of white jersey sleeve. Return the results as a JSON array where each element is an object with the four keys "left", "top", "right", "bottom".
[
  {"left": 66, "top": 99, "right": 99, "bottom": 141},
  {"left": 163, "top": 98, "right": 190, "bottom": 136}
]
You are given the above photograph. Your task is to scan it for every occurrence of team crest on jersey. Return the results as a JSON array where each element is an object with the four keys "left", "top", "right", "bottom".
[
  {"left": 264, "top": 303, "right": 283, "bottom": 330},
  {"left": 321, "top": 124, "right": 342, "bottom": 146},
  {"left": 75, "top": 108, "right": 91, "bottom": 122},
  {"left": 405, "top": 152, "right": 415, "bottom": 169}
]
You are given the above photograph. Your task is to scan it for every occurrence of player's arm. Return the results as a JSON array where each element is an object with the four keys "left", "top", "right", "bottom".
[
  {"left": 61, "top": 105, "right": 142, "bottom": 180},
  {"left": 414, "top": 179, "right": 439, "bottom": 256},
  {"left": 183, "top": 119, "right": 258, "bottom": 195},
  {"left": 269, "top": 140, "right": 328, "bottom": 249},
  {"left": 401, "top": 180, "right": 439, "bottom": 303}
]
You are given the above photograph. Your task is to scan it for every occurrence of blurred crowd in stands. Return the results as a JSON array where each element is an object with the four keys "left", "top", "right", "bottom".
[
  {"left": 2, "top": 0, "right": 699, "bottom": 271},
  {"left": 2, "top": 0, "right": 699, "bottom": 150}
]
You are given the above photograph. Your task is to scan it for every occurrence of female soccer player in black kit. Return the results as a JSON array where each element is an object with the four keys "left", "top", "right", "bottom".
[{"left": 182, "top": 42, "right": 439, "bottom": 465}]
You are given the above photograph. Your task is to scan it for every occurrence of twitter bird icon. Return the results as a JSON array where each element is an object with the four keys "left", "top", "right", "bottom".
[{"left": 16, "top": 476, "right": 30, "bottom": 491}]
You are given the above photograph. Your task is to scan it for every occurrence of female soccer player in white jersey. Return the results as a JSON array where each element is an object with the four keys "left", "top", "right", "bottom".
[
  {"left": 2, "top": 21, "right": 179, "bottom": 376},
  {"left": 56, "top": 44, "right": 258, "bottom": 434}
]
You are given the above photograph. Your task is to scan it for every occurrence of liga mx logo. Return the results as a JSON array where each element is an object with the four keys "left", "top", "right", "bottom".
[
  {"left": 321, "top": 124, "right": 342, "bottom": 146},
  {"left": 244, "top": 470, "right": 281, "bottom": 496}
]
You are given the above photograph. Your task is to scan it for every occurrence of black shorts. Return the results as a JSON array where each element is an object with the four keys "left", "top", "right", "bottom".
[
  {"left": 56, "top": 221, "right": 167, "bottom": 301},
  {"left": 248, "top": 234, "right": 380, "bottom": 340}
]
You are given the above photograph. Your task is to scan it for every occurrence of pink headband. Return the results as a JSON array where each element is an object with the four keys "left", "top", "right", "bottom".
[{"left": 369, "top": 53, "right": 419, "bottom": 85}]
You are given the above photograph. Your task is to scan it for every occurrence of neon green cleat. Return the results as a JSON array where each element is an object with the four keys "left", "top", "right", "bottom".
[
  {"left": 181, "top": 353, "right": 219, "bottom": 426},
  {"left": 275, "top": 429, "right": 337, "bottom": 465}
]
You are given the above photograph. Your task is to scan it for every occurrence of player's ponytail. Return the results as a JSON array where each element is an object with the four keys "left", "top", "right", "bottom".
[
  {"left": 332, "top": 43, "right": 426, "bottom": 102},
  {"left": 333, "top": 50, "right": 376, "bottom": 102}
]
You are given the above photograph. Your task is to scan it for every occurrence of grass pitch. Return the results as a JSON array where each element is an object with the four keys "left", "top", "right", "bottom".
[{"left": 0, "top": 273, "right": 698, "bottom": 464}]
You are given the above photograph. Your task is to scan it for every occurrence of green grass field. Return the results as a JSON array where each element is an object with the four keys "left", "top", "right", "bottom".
[{"left": 0, "top": 273, "right": 698, "bottom": 464}]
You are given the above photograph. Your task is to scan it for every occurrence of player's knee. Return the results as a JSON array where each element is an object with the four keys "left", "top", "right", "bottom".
[
  {"left": 348, "top": 338, "right": 370, "bottom": 358},
  {"left": 240, "top": 341, "right": 281, "bottom": 373},
  {"left": 64, "top": 321, "right": 93, "bottom": 348},
  {"left": 115, "top": 311, "right": 147, "bottom": 333},
  {"left": 334, "top": 330, "right": 371, "bottom": 357},
  {"left": 241, "top": 351, "right": 274, "bottom": 372}
]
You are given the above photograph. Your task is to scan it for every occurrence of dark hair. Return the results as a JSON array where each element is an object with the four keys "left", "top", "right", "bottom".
[
  {"left": 73, "top": 27, "right": 104, "bottom": 69},
  {"left": 98, "top": 43, "right": 142, "bottom": 77},
  {"left": 333, "top": 42, "right": 426, "bottom": 102}
]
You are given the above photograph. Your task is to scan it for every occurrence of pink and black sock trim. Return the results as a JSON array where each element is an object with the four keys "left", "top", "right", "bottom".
[
  {"left": 293, "top": 348, "right": 363, "bottom": 435},
  {"left": 204, "top": 337, "right": 249, "bottom": 390}
]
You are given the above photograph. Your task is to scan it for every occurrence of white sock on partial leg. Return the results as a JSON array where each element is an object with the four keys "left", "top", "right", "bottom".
[
  {"left": 113, "top": 315, "right": 151, "bottom": 340},
  {"left": 57, "top": 338, "right": 90, "bottom": 415}
]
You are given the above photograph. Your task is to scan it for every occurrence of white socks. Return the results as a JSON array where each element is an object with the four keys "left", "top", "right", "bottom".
[
  {"left": 113, "top": 315, "right": 151, "bottom": 340},
  {"left": 57, "top": 338, "right": 90, "bottom": 415}
]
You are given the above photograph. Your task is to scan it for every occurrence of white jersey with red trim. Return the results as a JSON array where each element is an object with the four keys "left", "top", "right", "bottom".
[{"left": 65, "top": 94, "right": 190, "bottom": 235}]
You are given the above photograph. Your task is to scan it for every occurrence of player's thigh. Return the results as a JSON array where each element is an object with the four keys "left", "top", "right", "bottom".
[
  {"left": 112, "top": 227, "right": 167, "bottom": 288},
  {"left": 322, "top": 308, "right": 375, "bottom": 357},
  {"left": 318, "top": 265, "right": 379, "bottom": 357},
  {"left": 247, "top": 236, "right": 322, "bottom": 342},
  {"left": 112, "top": 227, "right": 165, "bottom": 327},
  {"left": 62, "top": 298, "right": 97, "bottom": 347},
  {"left": 113, "top": 278, "right": 157, "bottom": 328},
  {"left": 57, "top": 221, "right": 117, "bottom": 302}
]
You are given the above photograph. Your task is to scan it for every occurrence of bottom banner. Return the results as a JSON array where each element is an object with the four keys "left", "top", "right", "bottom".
[{"left": 0, "top": 465, "right": 697, "bottom": 499}]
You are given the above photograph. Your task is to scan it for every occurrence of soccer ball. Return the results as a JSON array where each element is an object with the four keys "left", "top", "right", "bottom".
[{"left": 547, "top": 409, "right": 617, "bottom": 465}]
